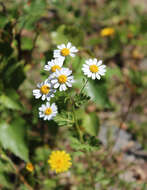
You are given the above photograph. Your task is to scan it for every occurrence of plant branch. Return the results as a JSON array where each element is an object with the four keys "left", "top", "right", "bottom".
[{"left": 1, "top": 151, "right": 33, "bottom": 190}]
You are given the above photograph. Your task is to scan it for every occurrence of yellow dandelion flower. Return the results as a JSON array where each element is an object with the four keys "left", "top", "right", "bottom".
[
  {"left": 100, "top": 27, "right": 115, "bottom": 37},
  {"left": 26, "top": 163, "right": 34, "bottom": 172},
  {"left": 48, "top": 150, "right": 72, "bottom": 173}
]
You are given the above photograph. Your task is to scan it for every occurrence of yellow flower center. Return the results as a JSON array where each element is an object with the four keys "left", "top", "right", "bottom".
[
  {"left": 89, "top": 65, "right": 99, "bottom": 73},
  {"left": 58, "top": 75, "right": 67, "bottom": 83},
  {"left": 51, "top": 65, "right": 61, "bottom": 72},
  {"left": 56, "top": 159, "right": 62, "bottom": 168},
  {"left": 44, "top": 108, "right": 52, "bottom": 115},
  {"left": 26, "top": 163, "right": 34, "bottom": 172},
  {"left": 61, "top": 48, "right": 70, "bottom": 56},
  {"left": 40, "top": 85, "right": 50, "bottom": 94}
]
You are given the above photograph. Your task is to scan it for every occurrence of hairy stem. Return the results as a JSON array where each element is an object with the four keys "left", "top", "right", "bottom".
[{"left": 72, "top": 105, "right": 83, "bottom": 142}]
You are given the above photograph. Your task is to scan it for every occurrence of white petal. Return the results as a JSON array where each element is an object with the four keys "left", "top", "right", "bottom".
[
  {"left": 99, "top": 70, "right": 106, "bottom": 75},
  {"left": 60, "top": 44, "right": 66, "bottom": 49},
  {"left": 44, "top": 65, "right": 50, "bottom": 71},
  {"left": 65, "top": 70, "right": 72, "bottom": 76},
  {"left": 88, "top": 72, "right": 92, "bottom": 77},
  {"left": 67, "top": 42, "right": 72, "bottom": 49},
  {"left": 46, "top": 102, "right": 50, "bottom": 107},
  {"left": 47, "top": 97, "right": 51, "bottom": 101},
  {"left": 93, "top": 58, "right": 97, "bottom": 64},
  {"left": 83, "top": 64, "right": 89, "bottom": 68},
  {"left": 62, "top": 84, "right": 67, "bottom": 90},
  {"left": 57, "top": 44, "right": 64, "bottom": 49},
  {"left": 36, "top": 94, "right": 42, "bottom": 99},
  {"left": 96, "top": 73, "right": 101, "bottom": 80},
  {"left": 66, "top": 82, "right": 72, "bottom": 87},
  {"left": 54, "top": 83, "right": 60, "bottom": 88},
  {"left": 51, "top": 79, "right": 58, "bottom": 84},
  {"left": 51, "top": 103, "right": 56, "bottom": 109},
  {"left": 99, "top": 67, "right": 106, "bottom": 71},
  {"left": 37, "top": 83, "right": 42, "bottom": 88},
  {"left": 69, "top": 53, "right": 75, "bottom": 57},
  {"left": 97, "top": 60, "right": 103, "bottom": 66},
  {"left": 42, "top": 95, "right": 46, "bottom": 101},
  {"left": 33, "top": 89, "right": 40, "bottom": 94},
  {"left": 92, "top": 73, "right": 96, "bottom": 80},
  {"left": 70, "top": 46, "right": 78, "bottom": 52},
  {"left": 59, "top": 85, "right": 63, "bottom": 91}
]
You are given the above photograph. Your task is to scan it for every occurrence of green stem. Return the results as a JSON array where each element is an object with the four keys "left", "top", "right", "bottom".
[
  {"left": 71, "top": 99, "right": 83, "bottom": 142},
  {"left": 79, "top": 78, "right": 88, "bottom": 94},
  {"left": 70, "top": 79, "right": 89, "bottom": 142}
]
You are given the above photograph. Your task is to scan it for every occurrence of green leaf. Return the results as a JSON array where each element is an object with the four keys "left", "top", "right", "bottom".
[
  {"left": 0, "top": 172, "right": 13, "bottom": 188},
  {"left": 82, "top": 112, "right": 99, "bottom": 136},
  {"left": 43, "top": 179, "right": 56, "bottom": 189},
  {"left": 1, "top": 58, "right": 26, "bottom": 89},
  {"left": 0, "top": 118, "right": 29, "bottom": 162},
  {"left": 34, "top": 147, "right": 51, "bottom": 162},
  {"left": 54, "top": 111, "right": 74, "bottom": 127},
  {"left": 19, "top": 184, "right": 30, "bottom": 190},
  {"left": 0, "top": 160, "right": 13, "bottom": 173},
  {"left": 74, "top": 93, "right": 90, "bottom": 108},
  {"left": 0, "top": 91, "right": 23, "bottom": 110},
  {"left": 69, "top": 136, "right": 97, "bottom": 152},
  {"left": 51, "top": 25, "right": 84, "bottom": 46},
  {"left": 21, "top": 37, "right": 33, "bottom": 50},
  {"left": 105, "top": 67, "right": 123, "bottom": 80},
  {"left": 85, "top": 79, "right": 111, "bottom": 109},
  {"left": 18, "top": 0, "right": 46, "bottom": 30}
]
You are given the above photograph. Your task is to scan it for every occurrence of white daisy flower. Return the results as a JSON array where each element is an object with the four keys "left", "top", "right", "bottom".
[
  {"left": 39, "top": 102, "right": 58, "bottom": 121},
  {"left": 50, "top": 68, "right": 74, "bottom": 91},
  {"left": 53, "top": 42, "right": 78, "bottom": 59},
  {"left": 82, "top": 58, "right": 106, "bottom": 80},
  {"left": 44, "top": 58, "right": 64, "bottom": 73},
  {"left": 33, "top": 80, "right": 56, "bottom": 101}
]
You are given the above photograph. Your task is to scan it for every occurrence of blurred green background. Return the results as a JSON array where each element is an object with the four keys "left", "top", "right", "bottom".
[{"left": 0, "top": 0, "right": 147, "bottom": 189}]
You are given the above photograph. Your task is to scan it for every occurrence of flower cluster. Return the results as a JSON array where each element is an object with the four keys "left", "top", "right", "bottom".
[
  {"left": 33, "top": 42, "right": 106, "bottom": 121},
  {"left": 32, "top": 42, "right": 106, "bottom": 173},
  {"left": 33, "top": 42, "right": 78, "bottom": 121}
]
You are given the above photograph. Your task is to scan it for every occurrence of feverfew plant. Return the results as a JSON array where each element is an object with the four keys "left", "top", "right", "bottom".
[{"left": 33, "top": 42, "right": 106, "bottom": 173}]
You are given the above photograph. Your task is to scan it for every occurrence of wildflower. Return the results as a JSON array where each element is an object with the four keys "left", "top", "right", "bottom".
[
  {"left": 50, "top": 68, "right": 74, "bottom": 91},
  {"left": 26, "top": 163, "right": 34, "bottom": 172},
  {"left": 39, "top": 102, "right": 57, "bottom": 120},
  {"left": 48, "top": 150, "right": 72, "bottom": 173},
  {"left": 53, "top": 42, "right": 78, "bottom": 59},
  {"left": 82, "top": 58, "right": 106, "bottom": 80},
  {"left": 100, "top": 27, "right": 115, "bottom": 37},
  {"left": 44, "top": 58, "right": 64, "bottom": 73},
  {"left": 33, "top": 80, "right": 56, "bottom": 101}
]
